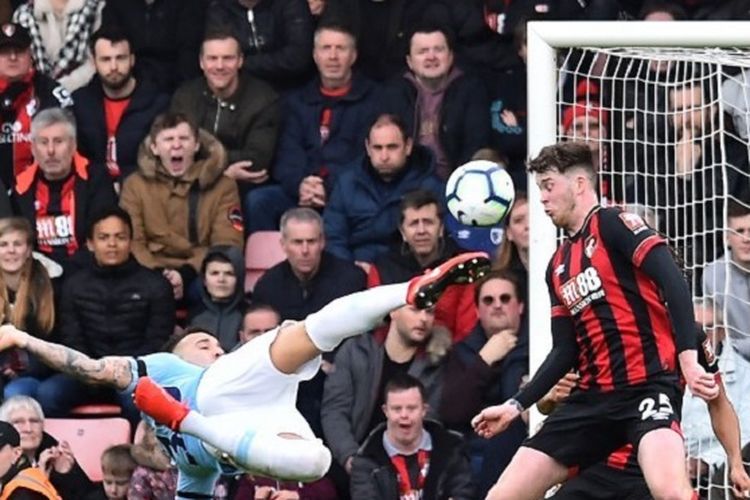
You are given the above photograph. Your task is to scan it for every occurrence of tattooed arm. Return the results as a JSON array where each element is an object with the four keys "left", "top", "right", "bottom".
[{"left": 0, "top": 325, "right": 134, "bottom": 391}]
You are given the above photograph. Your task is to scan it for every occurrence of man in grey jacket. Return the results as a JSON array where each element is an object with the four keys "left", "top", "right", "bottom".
[
  {"left": 321, "top": 302, "right": 451, "bottom": 475},
  {"left": 703, "top": 199, "right": 750, "bottom": 361}
]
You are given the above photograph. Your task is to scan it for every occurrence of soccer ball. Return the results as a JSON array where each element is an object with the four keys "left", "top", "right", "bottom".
[{"left": 445, "top": 160, "right": 515, "bottom": 227}]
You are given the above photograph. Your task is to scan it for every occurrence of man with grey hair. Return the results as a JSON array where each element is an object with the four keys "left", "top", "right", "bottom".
[
  {"left": 12, "top": 107, "right": 117, "bottom": 273},
  {"left": 253, "top": 206, "right": 367, "bottom": 437},
  {"left": 244, "top": 22, "right": 380, "bottom": 233}
]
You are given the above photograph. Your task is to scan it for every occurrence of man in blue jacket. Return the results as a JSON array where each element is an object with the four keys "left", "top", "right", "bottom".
[
  {"left": 324, "top": 113, "right": 443, "bottom": 263},
  {"left": 245, "top": 22, "right": 380, "bottom": 233}
]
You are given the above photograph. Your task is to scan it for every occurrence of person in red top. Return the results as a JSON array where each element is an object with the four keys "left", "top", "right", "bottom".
[
  {"left": 472, "top": 142, "right": 717, "bottom": 500},
  {"left": 73, "top": 25, "right": 169, "bottom": 192},
  {"left": 541, "top": 301, "right": 750, "bottom": 499},
  {"left": 12, "top": 107, "right": 116, "bottom": 274},
  {"left": 0, "top": 23, "right": 72, "bottom": 190},
  {"left": 368, "top": 190, "right": 476, "bottom": 341}
]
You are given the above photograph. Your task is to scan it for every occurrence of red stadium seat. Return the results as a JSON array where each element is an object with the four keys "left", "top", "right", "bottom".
[
  {"left": 69, "top": 403, "right": 122, "bottom": 417},
  {"left": 44, "top": 417, "right": 131, "bottom": 482},
  {"left": 245, "top": 231, "right": 286, "bottom": 293}
]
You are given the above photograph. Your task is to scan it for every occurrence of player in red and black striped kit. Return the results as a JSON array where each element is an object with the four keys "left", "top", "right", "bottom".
[
  {"left": 472, "top": 142, "right": 719, "bottom": 500},
  {"left": 546, "top": 308, "right": 750, "bottom": 500}
]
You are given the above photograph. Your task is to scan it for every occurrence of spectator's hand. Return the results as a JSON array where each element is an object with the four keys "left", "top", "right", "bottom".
[
  {"left": 674, "top": 127, "right": 701, "bottom": 177},
  {"left": 547, "top": 372, "right": 578, "bottom": 403},
  {"left": 345, "top": 455, "right": 354, "bottom": 474},
  {"left": 479, "top": 329, "right": 517, "bottom": 365},
  {"left": 38, "top": 447, "right": 62, "bottom": 477},
  {"left": 299, "top": 176, "right": 325, "bottom": 208},
  {"left": 679, "top": 351, "right": 718, "bottom": 401},
  {"left": 2, "top": 367, "right": 17, "bottom": 378},
  {"left": 52, "top": 441, "right": 75, "bottom": 474},
  {"left": 730, "top": 463, "right": 750, "bottom": 498},
  {"left": 271, "top": 491, "right": 300, "bottom": 500},
  {"left": 162, "top": 269, "right": 184, "bottom": 301},
  {"left": 0, "top": 324, "right": 25, "bottom": 351},
  {"left": 501, "top": 109, "right": 518, "bottom": 127},
  {"left": 687, "top": 457, "right": 709, "bottom": 481},
  {"left": 255, "top": 486, "right": 275, "bottom": 499},
  {"left": 321, "top": 360, "right": 335, "bottom": 375},
  {"left": 537, "top": 372, "right": 578, "bottom": 415},
  {"left": 472, "top": 401, "right": 521, "bottom": 438},
  {"left": 354, "top": 261, "right": 371, "bottom": 274},
  {"left": 307, "top": 0, "right": 325, "bottom": 15},
  {"left": 225, "top": 161, "right": 269, "bottom": 184}
]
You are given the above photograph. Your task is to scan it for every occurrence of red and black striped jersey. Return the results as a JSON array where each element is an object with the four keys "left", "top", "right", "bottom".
[
  {"left": 606, "top": 327, "right": 720, "bottom": 473},
  {"left": 546, "top": 206, "right": 678, "bottom": 391}
]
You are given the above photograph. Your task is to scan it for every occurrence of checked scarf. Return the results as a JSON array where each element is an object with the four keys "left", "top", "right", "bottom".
[{"left": 13, "top": 0, "right": 102, "bottom": 80}]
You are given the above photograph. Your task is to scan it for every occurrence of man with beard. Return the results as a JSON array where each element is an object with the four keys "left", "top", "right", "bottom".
[
  {"left": 0, "top": 22, "right": 72, "bottom": 191},
  {"left": 73, "top": 25, "right": 169, "bottom": 192}
]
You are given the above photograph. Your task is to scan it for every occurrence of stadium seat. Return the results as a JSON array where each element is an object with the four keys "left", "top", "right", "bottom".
[
  {"left": 69, "top": 403, "right": 121, "bottom": 417},
  {"left": 245, "top": 231, "right": 285, "bottom": 293},
  {"left": 44, "top": 417, "right": 131, "bottom": 482}
]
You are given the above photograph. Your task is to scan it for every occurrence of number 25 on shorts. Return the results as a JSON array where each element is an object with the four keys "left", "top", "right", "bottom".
[{"left": 638, "top": 393, "right": 674, "bottom": 421}]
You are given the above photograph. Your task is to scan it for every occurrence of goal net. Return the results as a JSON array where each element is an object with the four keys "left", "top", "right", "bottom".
[{"left": 527, "top": 21, "right": 750, "bottom": 499}]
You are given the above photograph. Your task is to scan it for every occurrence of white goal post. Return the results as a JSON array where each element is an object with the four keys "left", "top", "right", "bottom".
[{"left": 526, "top": 20, "right": 750, "bottom": 496}]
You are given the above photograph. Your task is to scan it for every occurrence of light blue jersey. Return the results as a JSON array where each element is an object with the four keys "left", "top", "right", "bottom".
[{"left": 126, "top": 353, "right": 234, "bottom": 497}]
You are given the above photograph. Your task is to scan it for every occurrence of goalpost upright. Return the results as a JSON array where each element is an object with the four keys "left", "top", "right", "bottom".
[{"left": 525, "top": 21, "right": 750, "bottom": 430}]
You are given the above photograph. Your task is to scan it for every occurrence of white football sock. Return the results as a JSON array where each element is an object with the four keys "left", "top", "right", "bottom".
[{"left": 305, "top": 282, "right": 410, "bottom": 351}]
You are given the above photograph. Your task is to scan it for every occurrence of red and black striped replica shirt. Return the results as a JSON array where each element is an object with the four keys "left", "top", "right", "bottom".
[{"left": 547, "top": 206, "right": 677, "bottom": 391}]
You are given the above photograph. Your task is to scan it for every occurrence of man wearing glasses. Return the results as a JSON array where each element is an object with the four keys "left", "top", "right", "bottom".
[{"left": 440, "top": 268, "right": 528, "bottom": 497}]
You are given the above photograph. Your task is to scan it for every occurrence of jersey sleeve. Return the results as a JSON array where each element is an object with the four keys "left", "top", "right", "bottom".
[
  {"left": 124, "top": 353, "right": 204, "bottom": 395},
  {"left": 598, "top": 208, "right": 665, "bottom": 267},
  {"left": 696, "top": 326, "right": 719, "bottom": 374},
  {"left": 546, "top": 258, "right": 570, "bottom": 319}
]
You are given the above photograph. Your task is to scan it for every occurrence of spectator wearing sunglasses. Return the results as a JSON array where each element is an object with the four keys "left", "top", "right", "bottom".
[{"left": 439, "top": 269, "right": 528, "bottom": 497}]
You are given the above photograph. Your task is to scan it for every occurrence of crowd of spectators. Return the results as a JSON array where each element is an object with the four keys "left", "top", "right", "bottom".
[{"left": 0, "top": 0, "right": 744, "bottom": 498}]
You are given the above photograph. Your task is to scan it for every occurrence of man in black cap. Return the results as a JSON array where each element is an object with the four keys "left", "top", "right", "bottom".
[
  {"left": 0, "top": 419, "right": 60, "bottom": 498},
  {"left": 0, "top": 22, "right": 72, "bottom": 190}
]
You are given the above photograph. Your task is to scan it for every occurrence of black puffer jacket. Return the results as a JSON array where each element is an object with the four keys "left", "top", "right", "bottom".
[
  {"left": 59, "top": 257, "right": 175, "bottom": 357},
  {"left": 350, "top": 419, "right": 475, "bottom": 500}
]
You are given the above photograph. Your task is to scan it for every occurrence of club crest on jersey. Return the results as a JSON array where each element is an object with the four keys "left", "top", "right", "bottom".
[
  {"left": 555, "top": 264, "right": 566, "bottom": 276},
  {"left": 584, "top": 236, "right": 597, "bottom": 258},
  {"left": 619, "top": 212, "right": 648, "bottom": 235},
  {"left": 559, "top": 267, "right": 604, "bottom": 315}
]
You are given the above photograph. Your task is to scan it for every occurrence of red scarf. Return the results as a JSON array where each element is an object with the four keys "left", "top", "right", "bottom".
[
  {"left": 0, "top": 70, "right": 36, "bottom": 178},
  {"left": 390, "top": 449, "right": 430, "bottom": 499}
]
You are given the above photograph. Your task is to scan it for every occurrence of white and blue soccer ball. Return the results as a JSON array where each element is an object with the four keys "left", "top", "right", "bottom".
[{"left": 445, "top": 160, "right": 515, "bottom": 227}]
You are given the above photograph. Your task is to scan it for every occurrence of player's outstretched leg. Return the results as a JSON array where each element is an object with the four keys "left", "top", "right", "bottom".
[
  {"left": 271, "top": 252, "right": 491, "bottom": 373},
  {"left": 134, "top": 377, "right": 331, "bottom": 481}
]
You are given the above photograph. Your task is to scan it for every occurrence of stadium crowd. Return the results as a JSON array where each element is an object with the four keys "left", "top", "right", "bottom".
[{"left": 0, "top": 0, "right": 745, "bottom": 498}]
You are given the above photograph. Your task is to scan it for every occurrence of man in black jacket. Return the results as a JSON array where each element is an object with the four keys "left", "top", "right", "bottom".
[
  {"left": 0, "top": 23, "right": 72, "bottom": 190},
  {"left": 253, "top": 206, "right": 366, "bottom": 437},
  {"left": 380, "top": 23, "right": 490, "bottom": 180},
  {"left": 39, "top": 207, "right": 174, "bottom": 421},
  {"left": 350, "top": 373, "right": 474, "bottom": 499},
  {"left": 73, "top": 25, "right": 169, "bottom": 192},
  {"left": 170, "top": 28, "right": 280, "bottom": 205}
]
